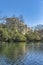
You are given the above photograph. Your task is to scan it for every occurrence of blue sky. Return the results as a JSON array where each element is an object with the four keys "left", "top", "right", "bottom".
[{"left": 0, "top": 0, "right": 43, "bottom": 27}]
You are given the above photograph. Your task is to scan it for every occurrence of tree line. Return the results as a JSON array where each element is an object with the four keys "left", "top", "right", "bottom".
[{"left": 0, "top": 16, "right": 43, "bottom": 42}]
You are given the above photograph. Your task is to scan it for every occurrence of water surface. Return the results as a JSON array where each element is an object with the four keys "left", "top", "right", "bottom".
[{"left": 0, "top": 42, "right": 43, "bottom": 65}]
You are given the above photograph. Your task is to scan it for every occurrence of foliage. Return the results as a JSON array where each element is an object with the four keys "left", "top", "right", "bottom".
[{"left": 0, "top": 17, "right": 43, "bottom": 42}]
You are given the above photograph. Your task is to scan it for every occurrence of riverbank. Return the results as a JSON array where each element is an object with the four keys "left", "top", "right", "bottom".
[{"left": 0, "top": 39, "right": 43, "bottom": 43}]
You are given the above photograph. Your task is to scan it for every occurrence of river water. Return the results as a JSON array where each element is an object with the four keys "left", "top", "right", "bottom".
[{"left": 0, "top": 42, "right": 43, "bottom": 65}]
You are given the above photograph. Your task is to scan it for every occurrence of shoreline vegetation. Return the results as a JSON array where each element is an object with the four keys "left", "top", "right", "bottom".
[{"left": 0, "top": 16, "right": 43, "bottom": 43}]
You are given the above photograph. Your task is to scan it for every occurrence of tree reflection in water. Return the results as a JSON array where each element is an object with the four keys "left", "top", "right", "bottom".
[{"left": 0, "top": 42, "right": 43, "bottom": 65}]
